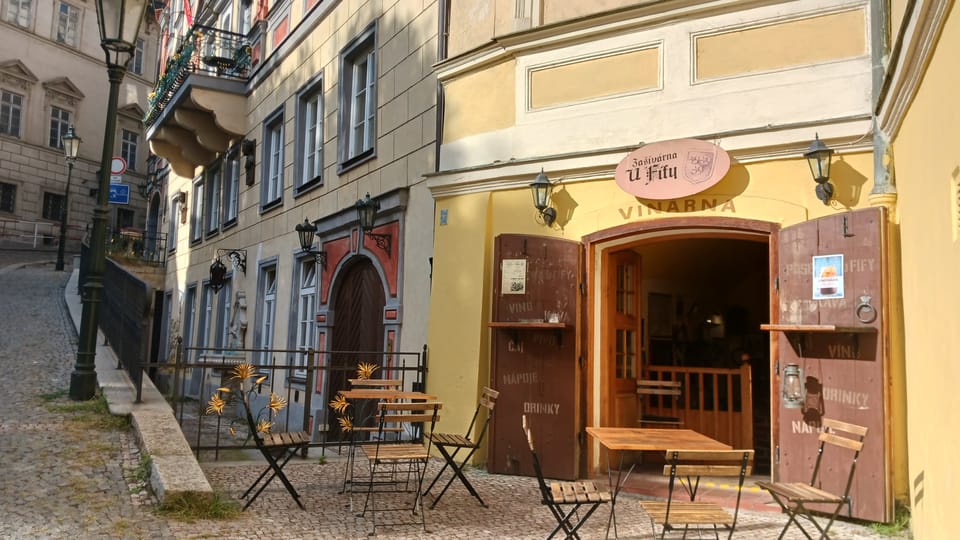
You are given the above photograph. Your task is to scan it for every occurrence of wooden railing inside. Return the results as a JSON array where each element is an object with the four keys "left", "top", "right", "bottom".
[{"left": 643, "top": 364, "right": 753, "bottom": 450}]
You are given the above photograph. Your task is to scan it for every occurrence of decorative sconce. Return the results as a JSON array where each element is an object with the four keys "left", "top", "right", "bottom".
[
  {"left": 781, "top": 363, "right": 805, "bottom": 409},
  {"left": 804, "top": 134, "right": 834, "bottom": 205},
  {"left": 139, "top": 170, "right": 158, "bottom": 198},
  {"left": 355, "top": 192, "right": 392, "bottom": 255},
  {"left": 209, "top": 248, "right": 247, "bottom": 293},
  {"left": 529, "top": 169, "right": 557, "bottom": 226},
  {"left": 295, "top": 218, "right": 327, "bottom": 269}
]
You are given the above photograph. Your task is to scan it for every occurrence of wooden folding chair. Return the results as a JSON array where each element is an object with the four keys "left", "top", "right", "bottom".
[
  {"left": 357, "top": 401, "right": 442, "bottom": 535},
  {"left": 425, "top": 386, "right": 499, "bottom": 508},
  {"left": 640, "top": 449, "right": 754, "bottom": 539},
  {"left": 637, "top": 379, "right": 683, "bottom": 427},
  {"left": 756, "top": 418, "right": 868, "bottom": 540},
  {"left": 523, "top": 415, "right": 610, "bottom": 540},
  {"left": 239, "top": 405, "right": 311, "bottom": 511}
]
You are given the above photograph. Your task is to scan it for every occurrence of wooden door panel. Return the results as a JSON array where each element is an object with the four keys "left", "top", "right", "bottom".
[{"left": 773, "top": 207, "right": 888, "bottom": 522}]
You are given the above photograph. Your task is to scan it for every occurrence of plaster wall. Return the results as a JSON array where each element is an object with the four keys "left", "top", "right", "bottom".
[{"left": 890, "top": 1, "right": 960, "bottom": 535}]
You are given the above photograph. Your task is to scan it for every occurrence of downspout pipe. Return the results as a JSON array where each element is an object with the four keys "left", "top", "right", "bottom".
[
  {"left": 434, "top": 0, "right": 449, "bottom": 174},
  {"left": 870, "top": 0, "right": 895, "bottom": 195}
]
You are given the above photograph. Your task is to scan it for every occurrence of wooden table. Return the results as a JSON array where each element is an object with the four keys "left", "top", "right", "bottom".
[{"left": 586, "top": 427, "right": 732, "bottom": 538}]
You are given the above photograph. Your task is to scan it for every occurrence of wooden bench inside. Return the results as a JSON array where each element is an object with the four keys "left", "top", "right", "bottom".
[{"left": 637, "top": 379, "right": 683, "bottom": 426}]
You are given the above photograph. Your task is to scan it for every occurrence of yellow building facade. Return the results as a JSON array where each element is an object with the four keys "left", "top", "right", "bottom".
[{"left": 425, "top": 0, "right": 939, "bottom": 526}]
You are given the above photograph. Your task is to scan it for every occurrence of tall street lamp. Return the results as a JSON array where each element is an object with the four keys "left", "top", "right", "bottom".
[
  {"left": 55, "top": 126, "right": 82, "bottom": 272},
  {"left": 70, "top": 0, "right": 148, "bottom": 401}
]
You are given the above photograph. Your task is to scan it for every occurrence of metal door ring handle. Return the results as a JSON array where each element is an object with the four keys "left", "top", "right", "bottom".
[{"left": 855, "top": 302, "right": 877, "bottom": 324}]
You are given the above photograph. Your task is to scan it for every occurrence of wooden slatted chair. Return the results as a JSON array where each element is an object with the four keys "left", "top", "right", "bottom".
[
  {"left": 357, "top": 401, "right": 442, "bottom": 535},
  {"left": 639, "top": 449, "right": 754, "bottom": 539},
  {"left": 425, "top": 386, "right": 499, "bottom": 508},
  {"left": 637, "top": 379, "right": 683, "bottom": 427},
  {"left": 348, "top": 378, "right": 403, "bottom": 389},
  {"left": 239, "top": 405, "right": 311, "bottom": 511},
  {"left": 523, "top": 415, "right": 611, "bottom": 539},
  {"left": 756, "top": 418, "right": 868, "bottom": 540}
]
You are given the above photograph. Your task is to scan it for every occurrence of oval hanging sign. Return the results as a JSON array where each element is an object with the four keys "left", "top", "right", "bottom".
[{"left": 614, "top": 138, "right": 731, "bottom": 200}]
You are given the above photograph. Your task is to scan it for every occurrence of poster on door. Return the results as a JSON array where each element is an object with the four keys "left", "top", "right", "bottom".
[{"left": 812, "top": 254, "right": 844, "bottom": 300}]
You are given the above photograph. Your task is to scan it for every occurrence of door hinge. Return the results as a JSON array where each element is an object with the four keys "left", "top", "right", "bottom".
[
  {"left": 578, "top": 355, "right": 585, "bottom": 369},
  {"left": 775, "top": 445, "right": 780, "bottom": 465},
  {"left": 578, "top": 431, "right": 586, "bottom": 447},
  {"left": 579, "top": 281, "right": 586, "bottom": 296},
  {"left": 774, "top": 276, "right": 780, "bottom": 291},
  {"left": 775, "top": 360, "right": 780, "bottom": 375}
]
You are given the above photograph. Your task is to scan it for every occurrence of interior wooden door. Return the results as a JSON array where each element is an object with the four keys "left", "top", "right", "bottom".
[{"left": 604, "top": 249, "right": 641, "bottom": 428}]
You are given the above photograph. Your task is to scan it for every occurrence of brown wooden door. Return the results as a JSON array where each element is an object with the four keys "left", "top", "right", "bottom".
[
  {"left": 328, "top": 258, "right": 385, "bottom": 439},
  {"left": 772, "top": 207, "right": 889, "bottom": 522},
  {"left": 603, "top": 250, "right": 641, "bottom": 428}
]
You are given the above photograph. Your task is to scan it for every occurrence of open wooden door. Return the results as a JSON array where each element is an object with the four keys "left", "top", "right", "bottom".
[
  {"left": 767, "top": 207, "right": 890, "bottom": 522},
  {"left": 603, "top": 250, "right": 640, "bottom": 428}
]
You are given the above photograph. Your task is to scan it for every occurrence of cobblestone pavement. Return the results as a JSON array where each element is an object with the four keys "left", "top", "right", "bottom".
[{"left": 0, "top": 253, "right": 907, "bottom": 539}]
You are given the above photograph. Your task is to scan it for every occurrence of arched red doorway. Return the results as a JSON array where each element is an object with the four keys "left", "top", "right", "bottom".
[{"left": 327, "top": 256, "right": 386, "bottom": 439}]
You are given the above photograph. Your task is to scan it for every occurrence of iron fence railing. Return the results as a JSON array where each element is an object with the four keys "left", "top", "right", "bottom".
[
  {"left": 105, "top": 228, "right": 167, "bottom": 266},
  {"left": 146, "top": 343, "right": 428, "bottom": 460},
  {"left": 146, "top": 24, "right": 252, "bottom": 126}
]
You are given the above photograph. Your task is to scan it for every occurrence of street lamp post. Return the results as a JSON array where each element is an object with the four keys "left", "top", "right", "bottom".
[
  {"left": 55, "top": 126, "right": 82, "bottom": 272},
  {"left": 70, "top": 0, "right": 148, "bottom": 400}
]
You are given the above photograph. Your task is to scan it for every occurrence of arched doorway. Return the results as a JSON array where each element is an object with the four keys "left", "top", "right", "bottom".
[
  {"left": 587, "top": 218, "right": 776, "bottom": 474},
  {"left": 327, "top": 256, "right": 386, "bottom": 439}
]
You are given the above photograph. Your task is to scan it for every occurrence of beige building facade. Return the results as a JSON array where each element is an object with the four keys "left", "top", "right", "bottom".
[
  {"left": 146, "top": 0, "right": 439, "bottom": 436},
  {"left": 0, "top": 0, "right": 157, "bottom": 248}
]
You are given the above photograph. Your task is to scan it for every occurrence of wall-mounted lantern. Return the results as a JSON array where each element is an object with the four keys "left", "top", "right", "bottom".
[
  {"left": 804, "top": 134, "right": 834, "bottom": 205},
  {"left": 295, "top": 218, "right": 327, "bottom": 269},
  {"left": 530, "top": 169, "right": 556, "bottom": 226},
  {"left": 782, "top": 363, "right": 805, "bottom": 408},
  {"left": 355, "top": 192, "right": 392, "bottom": 254},
  {"left": 209, "top": 248, "right": 247, "bottom": 293}
]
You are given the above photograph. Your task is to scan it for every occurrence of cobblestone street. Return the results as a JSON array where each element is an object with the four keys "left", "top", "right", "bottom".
[{"left": 0, "top": 250, "right": 906, "bottom": 539}]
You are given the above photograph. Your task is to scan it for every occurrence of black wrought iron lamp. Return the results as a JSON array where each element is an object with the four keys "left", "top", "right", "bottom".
[
  {"left": 209, "top": 249, "right": 247, "bottom": 293},
  {"left": 804, "top": 134, "right": 835, "bottom": 205},
  {"left": 295, "top": 218, "right": 327, "bottom": 269},
  {"left": 530, "top": 169, "right": 556, "bottom": 226},
  {"left": 355, "top": 192, "right": 392, "bottom": 254},
  {"left": 70, "top": 0, "right": 149, "bottom": 401},
  {"left": 55, "top": 126, "right": 82, "bottom": 272}
]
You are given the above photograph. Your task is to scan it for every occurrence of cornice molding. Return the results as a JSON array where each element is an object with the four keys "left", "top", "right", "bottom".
[{"left": 876, "top": 0, "right": 953, "bottom": 137}]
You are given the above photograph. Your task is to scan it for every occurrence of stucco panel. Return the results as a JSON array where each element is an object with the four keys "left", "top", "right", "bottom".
[{"left": 443, "top": 60, "right": 516, "bottom": 142}]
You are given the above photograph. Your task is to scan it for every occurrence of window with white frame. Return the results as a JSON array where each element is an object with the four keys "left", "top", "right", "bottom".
[
  {"left": 49, "top": 107, "right": 71, "bottom": 148},
  {"left": 55, "top": 1, "right": 80, "bottom": 47},
  {"left": 293, "top": 257, "right": 316, "bottom": 375},
  {"left": 183, "top": 284, "right": 197, "bottom": 361},
  {"left": 191, "top": 179, "right": 204, "bottom": 242},
  {"left": 0, "top": 182, "right": 15, "bottom": 213},
  {"left": 295, "top": 76, "right": 323, "bottom": 192},
  {"left": 197, "top": 282, "right": 215, "bottom": 356},
  {"left": 256, "top": 263, "right": 277, "bottom": 366},
  {"left": 238, "top": 0, "right": 252, "bottom": 35},
  {"left": 205, "top": 163, "right": 221, "bottom": 235},
  {"left": 4, "top": 0, "right": 32, "bottom": 27},
  {"left": 222, "top": 149, "right": 239, "bottom": 225},
  {"left": 121, "top": 130, "right": 138, "bottom": 171},
  {"left": 168, "top": 194, "right": 181, "bottom": 251},
  {"left": 214, "top": 280, "right": 232, "bottom": 352},
  {"left": 261, "top": 108, "right": 283, "bottom": 208},
  {"left": 131, "top": 39, "right": 145, "bottom": 75},
  {"left": 338, "top": 24, "right": 376, "bottom": 170},
  {"left": 218, "top": 7, "right": 232, "bottom": 33},
  {"left": 0, "top": 90, "right": 23, "bottom": 137}
]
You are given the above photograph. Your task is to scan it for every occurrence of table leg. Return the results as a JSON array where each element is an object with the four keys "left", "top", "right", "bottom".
[{"left": 603, "top": 448, "right": 636, "bottom": 540}]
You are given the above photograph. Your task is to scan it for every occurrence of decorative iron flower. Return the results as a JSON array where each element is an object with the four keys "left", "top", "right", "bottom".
[
  {"left": 329, "top": 393, "right": 349, "bottom": 414},
  {"left": 256, "top": 418, "right": 273, "bottom": 434},
  {"left": 337, "top": 416, "right": 353, "bottom": 432},
  {"left": 356, "top": 362, "right": 379, "bottom": 380},
  {"left": 268, "top": 393, "right": 287, "bottom": 414},
  {"left": 206, "top": 394, "right": 226, "bottom": 415},
  {"left": 231, "top": 363, "right": 257, "bottom": 381}
]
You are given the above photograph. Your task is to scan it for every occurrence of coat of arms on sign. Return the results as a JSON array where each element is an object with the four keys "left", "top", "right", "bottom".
[{"left": 684, "top": 151, "right": 715, "bottom": 183}]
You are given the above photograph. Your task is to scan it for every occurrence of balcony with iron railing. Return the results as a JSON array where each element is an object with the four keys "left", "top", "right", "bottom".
[{"left": 145, "top": 24, "right": 254, "bottom": 177}]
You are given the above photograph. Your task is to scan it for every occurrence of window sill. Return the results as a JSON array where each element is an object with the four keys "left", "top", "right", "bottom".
[
  {"left": 337, "top": 148, "right": 375, "bottom": 175},
  {"left": 294, "top": 176, "right": 323, "bottom": 198},
  {"left": 259, "top": 197, "right": 283, "bottom": 214}
]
